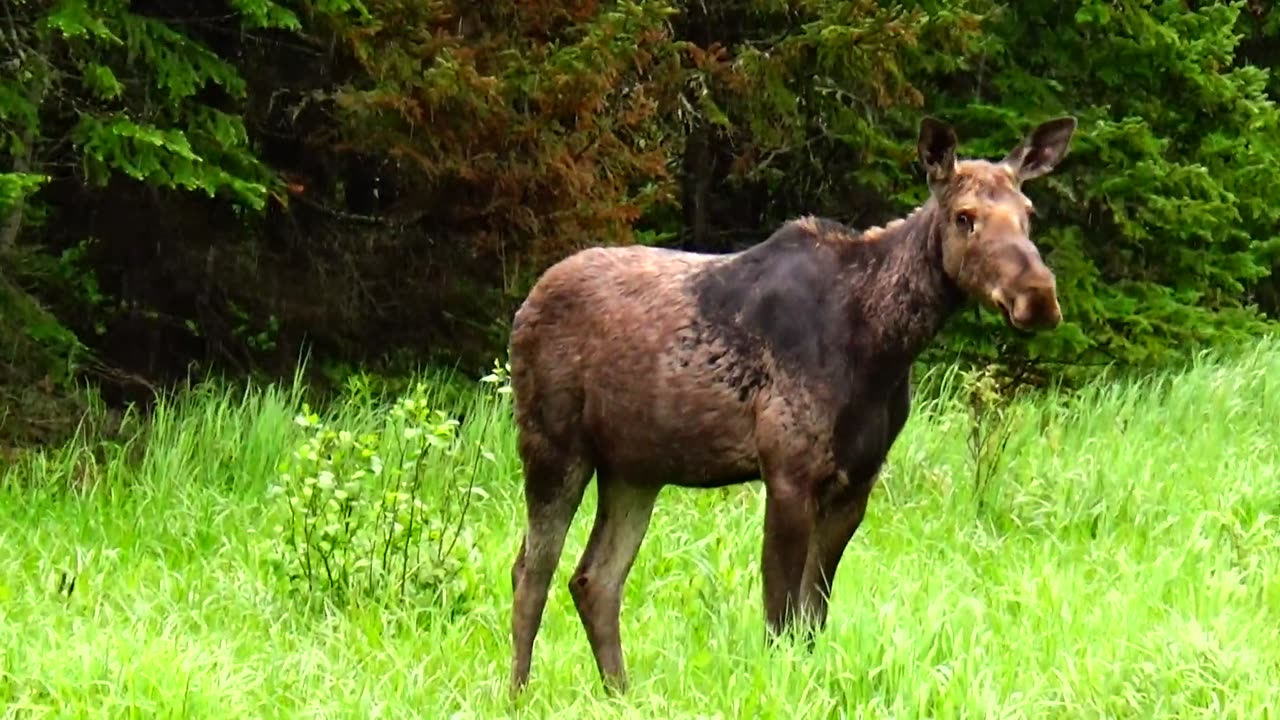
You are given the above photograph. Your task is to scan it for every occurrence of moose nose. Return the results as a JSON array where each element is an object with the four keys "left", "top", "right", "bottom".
[
  {"left": 1010, "top": 290, "right": 1061, "bottom": 330},
  {"left": 991, "top": 285, "right": 1061, "bottom": 331}
]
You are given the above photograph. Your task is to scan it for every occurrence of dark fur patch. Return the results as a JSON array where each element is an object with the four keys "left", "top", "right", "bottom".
[
  {"left": 694, "top": 221, "right": 853, "bottom": 385},
  {"left": 690, "top": 216, "right": 949, "bottom": 406}
]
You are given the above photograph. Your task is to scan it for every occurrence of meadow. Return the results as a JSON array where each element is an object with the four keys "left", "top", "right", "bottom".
[{"left": 1, "top": 343, "right": 1279, "bottom": 719}]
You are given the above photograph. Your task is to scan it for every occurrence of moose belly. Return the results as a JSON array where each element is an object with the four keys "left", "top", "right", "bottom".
[{"left": 581, "top": 374, "right": 760, "bottom": 487}]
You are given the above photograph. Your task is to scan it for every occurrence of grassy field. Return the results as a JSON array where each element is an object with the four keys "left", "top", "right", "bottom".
[{"left": 2, "top": 343, "right": 1279, "bottom": 719}]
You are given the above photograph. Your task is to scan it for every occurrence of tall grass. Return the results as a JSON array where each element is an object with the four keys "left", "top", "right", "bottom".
[{"left": 1, "top": 341, "right": 1278, "bottom": 718}]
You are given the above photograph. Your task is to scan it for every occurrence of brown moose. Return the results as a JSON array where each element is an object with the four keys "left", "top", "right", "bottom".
[{"left": 507, "top": 114, "right": 1078, "bottom": 694}]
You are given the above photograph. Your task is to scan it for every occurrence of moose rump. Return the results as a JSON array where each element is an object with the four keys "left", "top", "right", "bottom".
[{"left": 511, "top": 245, "right": 772, "bottom": 490}]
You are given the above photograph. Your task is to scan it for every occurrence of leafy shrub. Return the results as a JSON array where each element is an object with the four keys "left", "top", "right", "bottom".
[
  {"left": 264, "top": 377, "right": 502, "bottom": 614},
  {"left": 959, "top": 365, "right": 1026, "bottom": 518},
  {"left": 479, "top": 357, "right": 512, "bottom": 398}
]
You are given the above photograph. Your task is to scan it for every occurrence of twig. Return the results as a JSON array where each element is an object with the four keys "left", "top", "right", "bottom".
[{"left": 289, "top": 190, "right": 433, "bottom": 232}]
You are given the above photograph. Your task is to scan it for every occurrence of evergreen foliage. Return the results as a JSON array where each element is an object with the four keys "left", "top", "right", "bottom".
[{"left": 2, "top": 0, "right": 1279, "bottom": 440}]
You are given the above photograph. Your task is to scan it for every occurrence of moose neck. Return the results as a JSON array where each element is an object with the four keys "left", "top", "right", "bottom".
[{"left": 840, "top": 198, "right": 964, "bottom": 371}]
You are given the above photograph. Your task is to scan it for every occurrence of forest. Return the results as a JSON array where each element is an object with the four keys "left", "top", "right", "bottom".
[
  {"left": 4, "top": 0, "right": 1280, "bottom": 439},
  {"left": 3, "top": 1, "right": 1280, "bottom": 716}
]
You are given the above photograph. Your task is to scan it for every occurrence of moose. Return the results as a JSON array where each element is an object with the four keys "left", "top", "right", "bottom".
[{"left": 507, "top": 113, "right": 1077, "bottom": 694}]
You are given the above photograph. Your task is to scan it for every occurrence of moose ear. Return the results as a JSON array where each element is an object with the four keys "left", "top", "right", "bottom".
[
  {"left": 1003, "top": 116, "right": 1077, "bottom": 182},
  {"left": 917, "top": 116, "right": 958, "bottom": 193}
]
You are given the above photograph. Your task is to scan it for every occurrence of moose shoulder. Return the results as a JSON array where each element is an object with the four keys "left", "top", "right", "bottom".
[{"left": 507, "top": 114, "right": 1078, "bottom": 695}]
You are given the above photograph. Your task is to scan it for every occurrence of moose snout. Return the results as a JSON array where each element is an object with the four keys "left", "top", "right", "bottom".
[{"left": 990, "top": 281, "right": 1062, "bottom": 331}]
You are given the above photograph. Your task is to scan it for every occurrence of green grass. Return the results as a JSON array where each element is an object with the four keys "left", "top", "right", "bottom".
[{"left": 2, "top": 343, "right": 1280, "bottom": 719}]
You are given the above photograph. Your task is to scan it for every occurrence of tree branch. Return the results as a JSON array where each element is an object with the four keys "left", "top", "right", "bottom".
[{"left": 1, "top": 18, "right": 52, "bottom": 254}]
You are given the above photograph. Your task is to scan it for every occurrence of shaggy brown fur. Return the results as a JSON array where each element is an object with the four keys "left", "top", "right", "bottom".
[{"left": 507, "top": 114, "right": 1078, "bottom": 694}]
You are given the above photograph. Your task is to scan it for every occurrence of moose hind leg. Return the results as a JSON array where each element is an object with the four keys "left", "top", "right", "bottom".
[
  {"left": 510, "top": 450, "right": 593, "bottom": 694},
  {"left": 567, "top": 476, "right": 661, "bottom": 694}
]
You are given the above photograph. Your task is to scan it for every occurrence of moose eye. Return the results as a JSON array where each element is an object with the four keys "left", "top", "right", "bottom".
[{"left": 955, "top": 211, "right": 975, "bottom": 234}]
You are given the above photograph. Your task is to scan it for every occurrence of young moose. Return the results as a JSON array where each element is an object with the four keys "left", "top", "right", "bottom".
[{"left": 508, "top": 114, "right": 1077, "bottom": 693}]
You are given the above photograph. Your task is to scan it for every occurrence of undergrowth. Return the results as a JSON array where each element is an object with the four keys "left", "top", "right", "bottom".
[{"left": 0, "top": 341, "right": 1278, "bottom": 718}]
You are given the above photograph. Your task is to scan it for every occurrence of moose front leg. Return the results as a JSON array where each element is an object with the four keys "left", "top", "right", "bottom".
[
  {"left": 756, "top": 395, "right": 831, "bottom": 640},
  {"left": 799, "top": 378, "right": 911, "bottom": 635},
  {"left": 798, "top": 479, "right": 876, "bottom": 634},
  {"left": 760, "top": 477, "right": 819, "bottom": 638}
]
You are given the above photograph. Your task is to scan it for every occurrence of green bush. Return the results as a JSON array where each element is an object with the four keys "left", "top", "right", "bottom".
[{"left": 264, "top": 377, "right": 503, "bottom": 615}]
